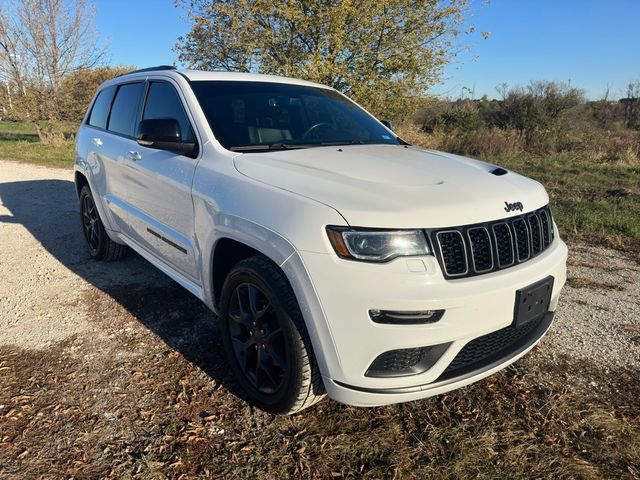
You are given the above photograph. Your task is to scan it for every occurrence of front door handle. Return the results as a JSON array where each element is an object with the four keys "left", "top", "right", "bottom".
[
  {"left": 126, "top": 151, "right": 142, "bottom": 162},
  {"left": 91, "top": 137, "right": 103, "bottom": 147}
]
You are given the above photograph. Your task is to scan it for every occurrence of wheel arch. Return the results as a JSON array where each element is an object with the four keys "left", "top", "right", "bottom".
[
  {"left": 208, "top": 231, "right": 340, "bottom": 383},
  {"left": 74, "top": 170, "right": 89, "bottom": 199},
  {"left": 207, "top": 215, "right": 296, "bottom": 309},
  {"left": 73, "top": 166, "right": 120, "bottom": 238}
]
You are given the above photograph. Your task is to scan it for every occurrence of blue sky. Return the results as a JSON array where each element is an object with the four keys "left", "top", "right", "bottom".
[{"left": 95, "top": 0, "right": 640, "bottom": 100}]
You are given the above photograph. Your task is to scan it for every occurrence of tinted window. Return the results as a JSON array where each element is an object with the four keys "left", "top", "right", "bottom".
[
  {"left": 143, "top": 82, "right": 195, "bottom": 143},
  {"left": 190, "top": 81, "right": 399, "bottom": 151},
  {"left": 108, "top": 82, "right": 144, "bottom": 137},
  {"left": 88, "top": 85, "right": 116, "bottom": 129}
]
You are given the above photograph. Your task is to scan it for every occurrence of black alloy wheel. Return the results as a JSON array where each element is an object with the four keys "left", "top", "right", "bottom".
[
  {"left": 81, "top": 192, "right": 101, "bottom": 255},
  {"left": 227, "top": 282, "right": 287, "bottom": 394},
  {"left": 78, "top": 185, "right": 128, "bottom": 261},
  {"left": 219, "top": 256, "right": 325, "bottom": 414}
]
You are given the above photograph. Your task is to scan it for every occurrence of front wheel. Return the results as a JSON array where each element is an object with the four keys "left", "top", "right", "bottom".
[{"left": 219, "top": 256, "right": 325, "bottom": 414}]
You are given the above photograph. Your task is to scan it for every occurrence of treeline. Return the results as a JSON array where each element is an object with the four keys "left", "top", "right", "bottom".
[
  {"left": 0, "top": 66, "right": 133, "bottom": 133},
  {"left": 401, "top": 81, "right": 640, "bottom": 161}
]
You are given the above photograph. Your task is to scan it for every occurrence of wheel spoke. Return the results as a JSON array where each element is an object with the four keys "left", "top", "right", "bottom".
[
  {"left": 231, "top": 336, "right": 254, "bottom": 372},
  {"left": 247, "top": 284, "right": 270, "bottom": 319},
  {"left": 232, "top": 287, "right": 254, "bottom": 329},
  {"left": 258, "top": 353, "right": 279, "bottom": 389},
  {"left": 227, "top": 281, "right": 288, "bottom": 395},
  {"left": 265, "top": 344, "right": 286, "bottom": 370},
  {"left": 265, "top": 328, "right": 282, "bottom": 343},
  {"left": 236, "top": 285, "right": 250, "bottom": 317}
]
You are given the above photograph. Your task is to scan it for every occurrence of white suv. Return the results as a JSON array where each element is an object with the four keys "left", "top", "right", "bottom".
[{"left": 75, "top": 66, "right": 567, "bottom": 414}]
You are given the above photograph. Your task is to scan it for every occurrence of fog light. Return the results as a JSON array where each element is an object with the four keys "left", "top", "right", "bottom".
[
  {"left": 369, "top": 309, "right": 445, "bottom": 325},
  {"left": 366, "top": 342, "right": 451, "bottom": 377}
]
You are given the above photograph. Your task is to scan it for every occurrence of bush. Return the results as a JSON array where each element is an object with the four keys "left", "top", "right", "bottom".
[
  {"left": 408, "top": 80, "right": 640, "bottom": 161},
  {"left": 57, "top": 66, "right": 135, "bottom": 123}
]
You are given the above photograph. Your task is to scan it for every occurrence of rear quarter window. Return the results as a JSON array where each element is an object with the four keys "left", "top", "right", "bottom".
[
  {"left": 107, "top": 82, "right": 145, "bottom": 137},
  {"left": 87, "top": 85, "right": 116, "bottom": 129}
]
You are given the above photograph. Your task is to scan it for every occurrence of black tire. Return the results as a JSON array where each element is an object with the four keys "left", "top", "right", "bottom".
[
  {"left": 79, "top": 185, "right": 127, "bottom": 261},
  {"left": 219, "top": 256, "right": 325, "bottom": 414}
]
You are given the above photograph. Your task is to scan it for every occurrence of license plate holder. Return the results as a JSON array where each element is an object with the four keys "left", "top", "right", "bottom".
[{"left": 513, "top": 276, "right": 554, "bottom": 327}]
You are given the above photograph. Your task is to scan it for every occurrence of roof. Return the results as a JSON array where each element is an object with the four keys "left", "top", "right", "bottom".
[
  {"left": 181, "top": 69, "right": 329, "bottom": 89},
  {"left": 116, "top": 65, "right": 331, "bottom": 90}
]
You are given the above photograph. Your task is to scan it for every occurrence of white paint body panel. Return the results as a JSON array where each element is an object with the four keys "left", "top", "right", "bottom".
[{"left": 75, "top": 69, "right": 567, "bottom": 407}]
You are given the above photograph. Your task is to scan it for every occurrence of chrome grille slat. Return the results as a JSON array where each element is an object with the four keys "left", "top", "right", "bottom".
[
  {"left": 527, "top": 213, "right": 543, "bottom": 254},
  {"left": 436, "top": 230, "right": 468, "bottom": 277},
  {"left": 430, "top": 206, "right": 554, "bottom": 280},
  {"left": 539, "top": 210, "right": 550, "bottom": 247},
  {"left": 492, "top": 222, "right": 515, "bottom": 268},
  {"left": 467, "top": 227, "right": 493, "bottom": 273},
  {"left": 512, "top": 218, "right": 531, "bottom": 262}
]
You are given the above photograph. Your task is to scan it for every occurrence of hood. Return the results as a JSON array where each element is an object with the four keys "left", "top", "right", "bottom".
[{"left": 233, "top": 144, "right": 549, "bottom": 228}]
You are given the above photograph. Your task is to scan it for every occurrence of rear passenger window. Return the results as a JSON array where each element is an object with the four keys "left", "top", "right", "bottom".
[
  {"left": 108, "top": 82, "right": 144, "bottom": 137},
  {"left": 143, "top": 82, "right": 195, "bottom": 143},
  {"left": 88, "top": 85, "right": 116, "bottom": 129}
]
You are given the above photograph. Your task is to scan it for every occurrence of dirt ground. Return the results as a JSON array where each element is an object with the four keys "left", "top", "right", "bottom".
[{"left": 1, "top": 159, "right": 639, "bottom": 479}]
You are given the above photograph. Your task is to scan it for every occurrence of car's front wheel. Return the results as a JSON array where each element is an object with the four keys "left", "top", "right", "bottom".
[
  {"left": 79, "top": 185, "right": 127, "bottom": 261},
  {"left": 219, "top": 256, "right": 325, "bottom": 414}
]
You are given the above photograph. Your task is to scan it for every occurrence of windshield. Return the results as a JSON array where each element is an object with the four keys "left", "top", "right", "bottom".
[{"left": 190, "top": 81, "right": 400, "bottom": 151}]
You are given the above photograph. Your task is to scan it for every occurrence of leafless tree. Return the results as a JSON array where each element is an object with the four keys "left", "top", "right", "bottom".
[
  {"left": 622, "top": 81, "right": 640, "bottom": 130},
  {"left": 0, "top": 0, "right": 103, "bottom": 142}
]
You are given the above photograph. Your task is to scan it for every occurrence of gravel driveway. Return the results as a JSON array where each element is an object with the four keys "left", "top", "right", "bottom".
[
  {"left": 0, "top": 158, "right": 638, "bottom": 366},
  {"left": 1, "top": 159, "right": 639, "bottom": 479}
]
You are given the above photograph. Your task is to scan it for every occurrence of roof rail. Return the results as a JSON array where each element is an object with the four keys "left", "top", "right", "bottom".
[{"left": 117, "top": 65, "right": 177, "bottom": 77}]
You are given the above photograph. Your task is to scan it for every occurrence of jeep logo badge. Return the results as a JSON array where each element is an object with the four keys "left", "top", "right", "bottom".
[{"left": 504, "top": 201, "right": 524, "bottom": 212}]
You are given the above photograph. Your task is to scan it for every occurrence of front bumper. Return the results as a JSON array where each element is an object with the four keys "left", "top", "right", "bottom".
[
  {"left": 282, "top": 237, "right": 567, "bottom": 407},
  {"left": 326, "top": 312, "right": 554, "bottom": 406}
]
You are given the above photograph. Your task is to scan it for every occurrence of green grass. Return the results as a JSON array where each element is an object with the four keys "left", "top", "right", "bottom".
[
  {"left": 0, "top": 120, "right": 76, "bottom": 167},
  {"left": 495, "top": 153, "right": 640, "bottom": 252}
]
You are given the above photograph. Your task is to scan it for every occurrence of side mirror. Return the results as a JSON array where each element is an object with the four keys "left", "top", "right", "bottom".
[
  {"left": 381, "top": 119, "right": 393, "bottom": 131},
  {"left": 137, "top": 118, "right": 195, "bottom": 154}
]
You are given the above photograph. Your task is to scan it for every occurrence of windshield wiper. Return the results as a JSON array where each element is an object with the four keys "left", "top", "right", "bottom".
[
  {"left": 230, "top": 139, "right": 376, "bottom": 152},
  {"left": 229, "top": 143, "right": 313, "bottom": 152},
  {"left": 316, "top": 140, "right": 365, "bottom": 146}
]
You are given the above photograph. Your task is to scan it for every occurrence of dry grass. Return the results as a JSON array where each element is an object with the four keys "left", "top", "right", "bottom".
[{"left": 1, "top": 285, "right": 638, "bottom": 479}]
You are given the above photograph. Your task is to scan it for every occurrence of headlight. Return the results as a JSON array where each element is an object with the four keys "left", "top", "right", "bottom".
[{"left": 326, "top": 227, "right": 431, "bottom": 262}]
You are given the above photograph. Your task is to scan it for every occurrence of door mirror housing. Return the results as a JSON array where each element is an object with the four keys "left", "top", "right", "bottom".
[
  {"left": 381, "top": 119, "right": 393, "bottom": 131},
  {"left": 137, "top": 118, "right": 195, "bottom": 154}
]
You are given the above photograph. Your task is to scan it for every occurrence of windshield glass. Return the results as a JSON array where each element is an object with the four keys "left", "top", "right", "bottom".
[{"left": 190, "top": 81, "right": 400, "bottom": 151}]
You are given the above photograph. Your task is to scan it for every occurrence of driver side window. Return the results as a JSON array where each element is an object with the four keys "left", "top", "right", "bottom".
[{"left": 142, "top": 82, "right": 195, "bottom": 143}]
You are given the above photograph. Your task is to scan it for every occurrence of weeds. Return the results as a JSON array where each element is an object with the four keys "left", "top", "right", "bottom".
[{"left": 1, "top": 338, "right": 637, "bottom": 479}]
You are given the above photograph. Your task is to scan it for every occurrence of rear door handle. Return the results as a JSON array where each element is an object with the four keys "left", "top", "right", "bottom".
[
  {"left": 126, "top": 151, "right": 142, "bottom": 162},
  {"left": 91, "top": 137, "right": 103, "bottom": 147}
]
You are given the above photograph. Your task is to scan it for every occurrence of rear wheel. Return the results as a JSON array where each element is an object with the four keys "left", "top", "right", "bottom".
[
  {"left": 219, "top": 256, "right": 325, "bottom": 414},
  {"left": 79, "top": 185, "right": 127, "bottom": 261}
]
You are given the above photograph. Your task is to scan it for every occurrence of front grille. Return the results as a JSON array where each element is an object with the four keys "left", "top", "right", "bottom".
[
  {"left": 430, "top": 205, "right": 554, "bottom": 279},
  {"left": 437, "top": 315, "right": 546, "bottom": 381}
]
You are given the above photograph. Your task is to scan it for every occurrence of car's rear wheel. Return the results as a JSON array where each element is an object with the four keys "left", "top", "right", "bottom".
[
  {"left": 219, "top": 256, "right": 325, "bottom": 414},
  {"left": 79, "top": 185, "right": 127, "bottom": 261}
]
